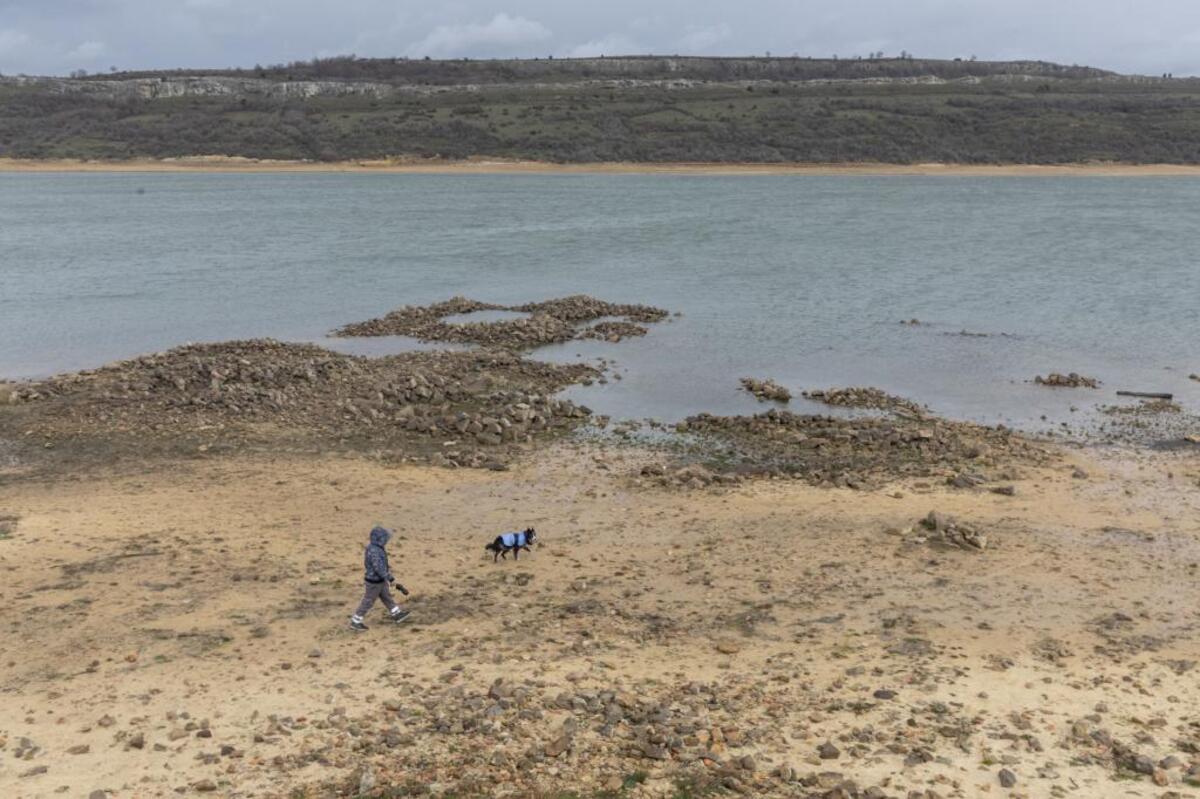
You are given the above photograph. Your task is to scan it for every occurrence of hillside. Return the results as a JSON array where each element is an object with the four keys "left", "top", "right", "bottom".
[{"left": 2, "top": 55, "right": 1199, "bottom": 164}]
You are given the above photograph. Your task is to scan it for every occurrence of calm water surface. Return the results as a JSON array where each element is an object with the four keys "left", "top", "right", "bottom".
[{"left": 2, "top": 173, "right": 1198, "bottom": 430}]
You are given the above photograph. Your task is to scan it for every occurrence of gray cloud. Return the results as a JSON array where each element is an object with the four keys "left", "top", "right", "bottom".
[{"left": 1, "top": 1, "right": 1198, "bottom": 77}]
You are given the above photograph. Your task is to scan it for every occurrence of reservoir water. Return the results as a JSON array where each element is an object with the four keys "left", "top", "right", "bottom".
[{"left": 2, "top": 172, "right": 1198, "bottom": 430}]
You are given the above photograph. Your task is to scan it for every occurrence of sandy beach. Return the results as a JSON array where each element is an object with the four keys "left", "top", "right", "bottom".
[
  {"left": 5, "top": 157, "right": 1200, "bottom": 176},
  {"left": 2, "top": 308, "right": 1199, "bottom": 797},
  {"left": 1, "top": 440, "right": 1199, "bottom": 798}
]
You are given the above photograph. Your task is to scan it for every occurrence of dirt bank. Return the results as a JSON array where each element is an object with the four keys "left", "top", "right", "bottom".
[{"left": 7, "top": 157, "right": 1200, "bottom": 176}]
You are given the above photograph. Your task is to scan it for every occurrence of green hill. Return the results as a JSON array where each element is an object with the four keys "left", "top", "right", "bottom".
[{"left": 2, "top": 55, "right": 1199, "bottom": 163}]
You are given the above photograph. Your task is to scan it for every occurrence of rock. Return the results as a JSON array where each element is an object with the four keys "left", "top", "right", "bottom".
[
  {"left": 947, "top": 472, "right": 987, "bottom": 489},
  {"left": 715, "top": 640, "right": 741, "bottom": 655},
  {"left": 802, "top": 386, "right": 925, "bottom": 416},
  {"left": 872, "top": 689, "right": 897, "bottom": 700},
  {"left": 88, "top": 792, "right": 107, "bottom": 799},
  {"left": 1034, "top": 372, "right": 1100, "bottom": 389},
  {"left": 741, "top": 378, "right": 792, "bottom": 403},
  {"left": 126, "top": 732, "right": 145, "bottom": 750},
  {"left": 1072, "top": 467, "right": 1089, "bottom": 479},
  {"left": 818, "top": 741, "right": 841, "bottom": 760},
  {"left": 1133, "top": 754, "right": 1156, "bottom": 775},
  {"left": 919, "top": 511, "right": 988, "bottom": 551},
  {"left": 998, "top": 768, "right": 1017, "bottom": 787},
  {"left": 991, "top": 485, "right": 1016, "bottom": 496},
  {"left": 193, "top": 779, "right": 218, "bottom": 792},
  {"left": 642, "top": 742, "right": 669, "bottom": 760},
  {"left": 544, "top": 734, "right": 571, "bottom": 758},
  {"left": 358, "top": 766, "right": 376, "bottom": 794},
  {"left": 67, "top": 744, "right": 90, "bottom": 755}
]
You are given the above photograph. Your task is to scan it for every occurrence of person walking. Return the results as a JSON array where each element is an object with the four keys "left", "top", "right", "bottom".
[{"left": 349, "top": 526, "right": 410, "bottom": 631}]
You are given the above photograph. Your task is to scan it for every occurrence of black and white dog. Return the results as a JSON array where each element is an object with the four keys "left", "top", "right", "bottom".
[{"left": 485, "top": 528, "right": 537, "bottom": 562}]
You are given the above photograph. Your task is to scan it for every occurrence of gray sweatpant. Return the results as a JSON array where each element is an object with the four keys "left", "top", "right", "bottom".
[{"left": 353, "top": 581, "right": 401, "bottom": 620}]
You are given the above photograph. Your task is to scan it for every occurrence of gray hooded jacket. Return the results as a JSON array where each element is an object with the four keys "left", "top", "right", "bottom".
[{"left": 364, "top": 527, "right": 394, "bottom": 584}]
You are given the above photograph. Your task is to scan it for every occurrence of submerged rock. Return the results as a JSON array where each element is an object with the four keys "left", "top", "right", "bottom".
[
  {"left": 1034, "top": 372, "right": 1100, "bottom": 388},
  {"left": 802, "top": 386, "right": 925, "bottom": 416},
  {"left": 740, "top": 378, "right": 791, "bottom": 403}
]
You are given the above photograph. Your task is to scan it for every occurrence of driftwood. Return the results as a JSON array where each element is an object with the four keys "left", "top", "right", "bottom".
[{"left": 1116, "top": 391, "right": 1174, "bottom": 400}]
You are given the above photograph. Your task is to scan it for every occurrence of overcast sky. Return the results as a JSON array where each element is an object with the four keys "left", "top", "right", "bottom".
[{"left": 2, "top": 1, "right": 1199, "bottom": 77}]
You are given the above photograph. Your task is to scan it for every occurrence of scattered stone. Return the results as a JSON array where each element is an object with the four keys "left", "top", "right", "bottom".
[
  {"left": 998, "top": 768, "right": 1017, "bottom": 787},
  {"left": 673, "top": 407, "right": 1047, "bottom": 489},
  {"left": 919, "top": 511, "right": 988, "bottom": 551},
  {"left": 818, "top": 741, "right": 841, "bottom": 760}
]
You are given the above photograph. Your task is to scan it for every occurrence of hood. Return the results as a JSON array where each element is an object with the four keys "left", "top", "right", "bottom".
[{"left": 369, "top": 526, "right": 391, "bottom": 547}]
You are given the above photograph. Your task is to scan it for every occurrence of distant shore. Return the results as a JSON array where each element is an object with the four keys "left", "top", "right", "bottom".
[{"left": 5, "top": 157, "right": 1200, "bottom": 176}]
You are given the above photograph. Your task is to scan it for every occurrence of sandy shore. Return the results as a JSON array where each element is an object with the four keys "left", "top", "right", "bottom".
[
  {"left": 5, "top": 157, "right": 1200, "bottom": 176},
  {"left": 2, "top": 436, "right": 1199, "bottom": 798},
  {"left": 2, "top": 304, "right": 1199, "bottom": 796}
]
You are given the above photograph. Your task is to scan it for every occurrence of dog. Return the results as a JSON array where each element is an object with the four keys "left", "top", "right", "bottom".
[{"left": 485, "top": 528, "right": 537, "bottom": 562}]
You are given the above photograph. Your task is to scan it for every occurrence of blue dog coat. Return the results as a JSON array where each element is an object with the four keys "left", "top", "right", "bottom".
[{"left": 500, "top": 531, "right": 529, "bottom": 548}]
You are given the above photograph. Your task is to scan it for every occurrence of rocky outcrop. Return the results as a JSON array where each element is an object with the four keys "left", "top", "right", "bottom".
[
  {"left": 334, "top": 295, "right": 669, "bottom": 350},
  {"left": 1034, "top": 372, "right": 1100, "bottom": 388},
  {"left": 7, "top": 339, "right": 597, "bottom": 467},
  {"left": 802, "top": 387, "right": 925, "bottom": 416},
  {"left": 740, "top": 378, "right": 791, "bottom": 403}
]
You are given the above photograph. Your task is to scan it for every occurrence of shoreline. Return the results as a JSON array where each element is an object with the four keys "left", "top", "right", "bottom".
[
  {"left": 6, "top": 156, "right": 1200, "bottom": 176},
  {"left": 2, "top": 323, "right": 1198, "bottom": 796}
]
